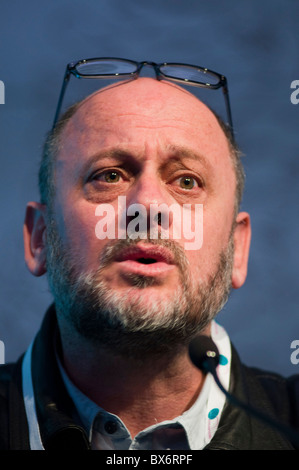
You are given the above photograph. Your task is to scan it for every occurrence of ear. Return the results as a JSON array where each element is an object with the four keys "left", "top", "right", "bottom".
[
  {"left": 231, "top": 211, "right": 251, "bottom": 289},
  {"left": 23, "top": 202, "right": 47, "bottom": 277}
]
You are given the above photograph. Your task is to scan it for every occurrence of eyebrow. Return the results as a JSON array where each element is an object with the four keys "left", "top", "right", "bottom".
[
  {"left": 79, "top": 144, "right": 212, "bottom": 178},
  {"left": 164, "top": 144, "right": 212, "bottom": 170},
  {"left": 78, "top": 148, "right": 137, "bottom": 177}
]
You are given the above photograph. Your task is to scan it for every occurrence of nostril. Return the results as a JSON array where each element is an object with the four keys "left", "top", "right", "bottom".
[
  {"left": 154, "top": 212, "right": 162, "bottom": 226},
  {"left": 128, "top": 211, "right": 140, "bottom": 221}
]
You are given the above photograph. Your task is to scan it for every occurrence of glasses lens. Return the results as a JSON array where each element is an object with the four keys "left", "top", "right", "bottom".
[
  {"left": 159, "top": 64, "right": 220, "bottom": 86},
  {"left": 75, "top": 59, "right": 138, "bottom": 77}
]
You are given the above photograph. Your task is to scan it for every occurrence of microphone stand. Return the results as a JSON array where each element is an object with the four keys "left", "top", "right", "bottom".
[
  {"left": 204, "top": 356, "right": 299, "bottom": 447},
  {"left": 189, "top": 336, "right": 299, "bottom": 448}
]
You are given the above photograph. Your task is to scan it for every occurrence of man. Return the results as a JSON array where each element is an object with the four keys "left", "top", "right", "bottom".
[{"left": 0, "top": 74, "right": 298, "bottom": 450}]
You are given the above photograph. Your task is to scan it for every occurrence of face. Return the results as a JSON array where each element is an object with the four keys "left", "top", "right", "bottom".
[{"left": 41, "top": 78, "right": 245, "bottom": 357}]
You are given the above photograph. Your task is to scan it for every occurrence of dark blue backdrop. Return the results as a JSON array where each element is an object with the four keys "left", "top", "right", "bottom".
[{"left": 0, "top": 0, "right": 299, "bottom": 374}]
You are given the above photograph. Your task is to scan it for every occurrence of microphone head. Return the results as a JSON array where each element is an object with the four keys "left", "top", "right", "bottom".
[{"left": 188, "top": 335, "right": 220, "bottom": 372}]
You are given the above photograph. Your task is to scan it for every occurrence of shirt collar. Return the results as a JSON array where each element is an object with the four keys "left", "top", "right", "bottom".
[{"left": 56, "top": 320, "right": 231, "bottom": 450}]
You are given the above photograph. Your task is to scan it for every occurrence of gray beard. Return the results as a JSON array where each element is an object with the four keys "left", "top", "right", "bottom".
[{"left": 45, "top": 218, "right": 234, "bottom": 359}]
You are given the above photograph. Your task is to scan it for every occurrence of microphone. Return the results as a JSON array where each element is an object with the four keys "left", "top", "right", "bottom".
[{"left": 188, "top": 335, "right": 299, "bottom": 447}]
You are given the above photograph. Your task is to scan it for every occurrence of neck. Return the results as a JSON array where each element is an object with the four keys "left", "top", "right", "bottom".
[{"left": 58, "top": 322, "right": 207, "bottom": 437}]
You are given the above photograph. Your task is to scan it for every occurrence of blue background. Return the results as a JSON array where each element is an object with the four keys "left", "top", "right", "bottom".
[{"left": 0, "top": 0, "right": 298, "bottom": 374}]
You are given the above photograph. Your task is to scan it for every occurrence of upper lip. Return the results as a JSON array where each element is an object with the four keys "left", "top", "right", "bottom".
[{"left": 115, "top": 243, "right": 175, "bottom": 265}]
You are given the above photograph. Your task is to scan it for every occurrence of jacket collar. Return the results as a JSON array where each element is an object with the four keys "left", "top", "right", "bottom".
[
  {"left": 30, "top": 304, "right": 90, "bottom": 450},
  {"left": 29, "top": 305, "right": 294, "bottom": 450},
  {"left": 205, "top": 345, "right": 294, "bottom": 450}
]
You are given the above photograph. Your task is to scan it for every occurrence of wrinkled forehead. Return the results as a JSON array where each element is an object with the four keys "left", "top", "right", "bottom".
[
  {"left": 51, "top": 78, "right": 237, "bottom": 216},
  {"left": 60, "top": 77, "right": 228, "bottom": 146},
  {"left": 75, "top": 76, "right": 209, "bottom": 113}
]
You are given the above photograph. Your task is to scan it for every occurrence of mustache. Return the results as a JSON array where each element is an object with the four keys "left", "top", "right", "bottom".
[{"left": 98, "top": 237, "right": 190, "bottom": 273}]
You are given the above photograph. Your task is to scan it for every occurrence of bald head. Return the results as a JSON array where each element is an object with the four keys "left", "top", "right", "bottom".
[
  {"left": 62, "top": 77, "right": 228, "bottom": 147},
  {"left": 39, "top": 77, "right": 244, "bottom": 214}
]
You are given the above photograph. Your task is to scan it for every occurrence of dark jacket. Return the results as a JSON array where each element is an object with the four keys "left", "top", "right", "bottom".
[{"left": 0, "top": 305, "right": 299, "bottom": 450}]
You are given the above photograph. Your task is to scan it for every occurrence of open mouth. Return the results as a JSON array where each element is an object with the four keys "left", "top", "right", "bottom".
[
  {"left": 115, "top": 245, "right": 175, "bottom": 265},
  {"left": 136, "top": 257, "right": 158, "bottom": 265},
  {"left": 114, "top": 243, "right": 176, "bottom": 277}
]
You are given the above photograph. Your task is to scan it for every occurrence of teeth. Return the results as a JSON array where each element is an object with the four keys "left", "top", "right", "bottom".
[{"left": 137, "top": 258, "right": 157, "bottom": 264}]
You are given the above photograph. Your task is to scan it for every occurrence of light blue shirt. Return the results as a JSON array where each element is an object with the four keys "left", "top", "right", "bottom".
[
  {"left": 57, "top": 357, "right": 212, "bottom": 450},
  {"left": 22, "top": 320, "right": 231, "bottom": 450}
]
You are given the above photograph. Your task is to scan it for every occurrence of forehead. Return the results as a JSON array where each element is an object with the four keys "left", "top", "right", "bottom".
[{"left": 58, "top": 78, "right": 232, "bottom": 171}]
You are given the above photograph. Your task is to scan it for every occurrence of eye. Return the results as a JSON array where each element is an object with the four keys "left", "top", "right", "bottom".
[
  {"left": 93, "top": 170, "right": 122, "bottom": 183},
  {"left": 103, "top": 171, "right": 120, "bottom": 183},
  {"left": 173, "top": 175, "right": 201, "bottom": 190},
  {"left": 179, "top": 176, "right": 196, "bottom": 189}
]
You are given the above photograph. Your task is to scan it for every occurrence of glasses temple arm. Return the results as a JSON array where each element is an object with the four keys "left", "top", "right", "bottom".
[
  {"left": 52, "top": 68, "right": 71, "bottom": 130},
  {"left": 222, "top": 82, "right": 235, "bottom": 141}
]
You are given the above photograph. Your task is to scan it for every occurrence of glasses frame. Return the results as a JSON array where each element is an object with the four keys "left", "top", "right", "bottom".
[{"left": 52, "top": 57, "right": 234, "bottom": 139}]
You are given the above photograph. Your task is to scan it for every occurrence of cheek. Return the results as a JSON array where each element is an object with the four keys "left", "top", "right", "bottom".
[
  {"left": 184, "top": 208, "right": 233, "bottom": 274},
  {"left": 54, "top": 200, "right": 109, "bottom": 269}
]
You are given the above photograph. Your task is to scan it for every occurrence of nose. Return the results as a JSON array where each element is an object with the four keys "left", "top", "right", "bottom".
[{"left": 125, "top": 171, "right": 175, "bottom": 239}]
